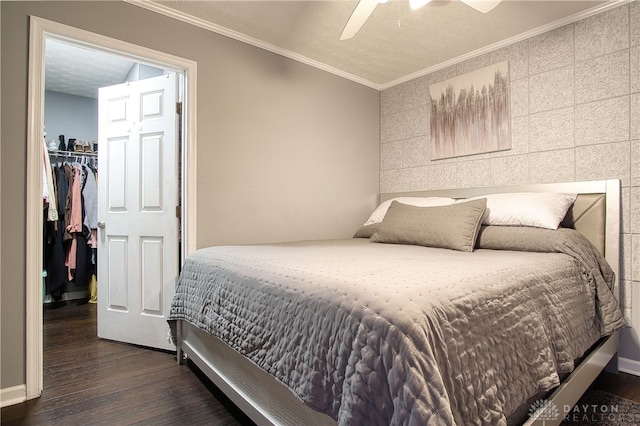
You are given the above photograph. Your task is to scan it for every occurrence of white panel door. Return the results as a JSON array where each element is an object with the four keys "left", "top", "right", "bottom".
[{"left": 97, "top": 73, "right": 179, "bottom": 351}]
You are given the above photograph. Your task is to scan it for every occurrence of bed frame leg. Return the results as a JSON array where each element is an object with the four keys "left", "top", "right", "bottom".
[
  {"left": 177, "top": 346, "right": 185, "bottom": 365},
  {"left": 176, "top": 321, "right": 186, "bottom": 365}
]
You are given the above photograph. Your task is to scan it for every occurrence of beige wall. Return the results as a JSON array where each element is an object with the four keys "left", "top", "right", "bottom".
[
  {"left": 0, "top": 2, "right": 379, "bottom": 391},
  {"left": 380, "top": 3, "right": 640, "bottom": 363}
]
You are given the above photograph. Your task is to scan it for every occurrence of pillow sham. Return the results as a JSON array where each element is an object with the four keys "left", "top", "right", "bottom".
[
  {"left": 464, "top": 192, "right": 577, "bottom": 230},
  {"left": 370, "top": 198, "right": 486, "bottom": 252},
  {"left": 363, "top": 196, "right": 456, "bottom": 227},
  {"left": 475, "top": 225, "right": 606, "bottom": 262},
  {"left": 476, "top": 225, "right": 569, "bottom": 252},
  {"left": 353, "top": 223, "right": 380, "bottom": 239}
]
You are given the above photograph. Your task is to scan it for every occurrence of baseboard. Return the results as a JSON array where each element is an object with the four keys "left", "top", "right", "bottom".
[
  {"left": 43, "top": 289, "right": 87, "bottom": 304},
  {"left": 0, "top": 384, "right": 26, "bottom": 408},
  {"left": 618, "top": 356, "right": 640, "bottom": 376}
]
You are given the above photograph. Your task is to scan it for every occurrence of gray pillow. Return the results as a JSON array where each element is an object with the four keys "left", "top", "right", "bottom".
[
  {"left": 370, "top": 198, "right": 487, "bottom": 252},
  {"left": 353, "top": 223, "right": 380, "bottom": 238}
]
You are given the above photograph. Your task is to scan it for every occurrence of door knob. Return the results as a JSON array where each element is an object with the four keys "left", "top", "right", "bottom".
[{"left": 98, "top": 221, "right": 106, "bottom": 229}]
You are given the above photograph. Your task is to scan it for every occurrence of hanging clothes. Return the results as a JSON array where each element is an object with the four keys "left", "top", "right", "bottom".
[
  {"left": 65, "top": 164, "right": 83, "bottom": 277},
  {"left": 43, "top": 154, "right": 98, "bottom": 301},
  {"left": 45, "top": 165, "right": 70, "bottom": 298},
  {"left": 82, "top": 163, "right": 98, "bottom": 231},
  {"left": 42, "top": 140, "right": 58, "bottom": 221},
  {"left": 63, "top": 163, "right": 74, "bottom": 241}
]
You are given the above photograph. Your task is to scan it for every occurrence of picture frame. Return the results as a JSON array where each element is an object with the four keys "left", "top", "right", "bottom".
[{"left": 429, "top": 61, "right": 511, "bottom": 160}]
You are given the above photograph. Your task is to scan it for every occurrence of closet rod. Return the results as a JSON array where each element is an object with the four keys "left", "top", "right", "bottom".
[{"left": 48, "top": 150, "right": 98, "bottom": 158}]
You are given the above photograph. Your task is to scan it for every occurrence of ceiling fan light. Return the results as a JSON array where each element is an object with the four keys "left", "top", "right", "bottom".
[{"left": 409, "top": 0, "right": 432, "bottom": 10}]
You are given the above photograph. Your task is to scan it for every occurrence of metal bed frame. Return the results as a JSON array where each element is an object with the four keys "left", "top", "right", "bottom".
[{"left": 176, "top": 179, "right": 621, "bottom": 426}]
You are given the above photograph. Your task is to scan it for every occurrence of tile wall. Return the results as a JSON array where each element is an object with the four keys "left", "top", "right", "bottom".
[{"left": 380, "top": 2, "right": 639, "bottom": 362}]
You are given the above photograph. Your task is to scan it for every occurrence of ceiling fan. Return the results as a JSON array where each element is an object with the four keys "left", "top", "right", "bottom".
[{"left": 340, "top": 0, "right": 502, "bottom": 40}]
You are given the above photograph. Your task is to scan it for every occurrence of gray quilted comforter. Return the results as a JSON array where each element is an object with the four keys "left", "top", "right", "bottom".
[{"left": 168, "top": 226, "right": 625, "bottom": 425}]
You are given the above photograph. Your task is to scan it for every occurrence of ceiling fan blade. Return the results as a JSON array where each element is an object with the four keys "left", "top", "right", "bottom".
[
  {"left": 460, "top": 0, "right": 502, "bottom": 14},
  {"left": 340, "top": 0, "right": 379, "bottom": 41}
]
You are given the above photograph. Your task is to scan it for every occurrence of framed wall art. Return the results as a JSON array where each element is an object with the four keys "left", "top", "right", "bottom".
[{"left": 429, "top": 61, "right": 511, "bottom": 160}]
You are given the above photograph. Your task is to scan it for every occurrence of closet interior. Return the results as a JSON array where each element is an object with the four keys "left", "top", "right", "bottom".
[{"left": 43, "top": 140, "right": 99, "bottom": 304}]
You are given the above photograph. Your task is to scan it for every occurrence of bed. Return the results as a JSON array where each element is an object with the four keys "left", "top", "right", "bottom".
[{"left": 168, "top": 179, "right": 625, "bottom": 426}]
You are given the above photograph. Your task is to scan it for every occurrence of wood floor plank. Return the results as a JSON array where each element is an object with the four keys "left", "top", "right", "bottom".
[{"left": 1, "top": 301, "right": 252, "bottom": 426}]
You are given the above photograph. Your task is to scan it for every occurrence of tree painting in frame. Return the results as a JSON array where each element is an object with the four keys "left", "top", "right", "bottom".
[{"left": 429, "top": 61, "right": 511, "bottom": 160}]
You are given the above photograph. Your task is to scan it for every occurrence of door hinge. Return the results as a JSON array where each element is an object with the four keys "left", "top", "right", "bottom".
[
  {"left": 176, "top": 101, "right": 182, "bottom": 115},
  {"left": 175, "top": 205, "right": 181, "bottom": 219}
]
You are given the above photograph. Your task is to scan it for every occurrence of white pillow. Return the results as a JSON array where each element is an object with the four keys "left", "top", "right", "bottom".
[
  {"left": 363, "top": 197, "right": 456, "bottom": 226},
  {"left": 463, "top": 192, "right": 577, "bottom": 230}
]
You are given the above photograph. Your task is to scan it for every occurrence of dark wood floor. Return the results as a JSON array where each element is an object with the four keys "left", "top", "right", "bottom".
[
  {"left": 2, "top": 301, "right": 639, "bottom": 425},
  {"left": 590, "top": 369, "right": 640, "bottom": 403},
  {"left": 1, "top": 300, "right": 253, "bottom": 426}
]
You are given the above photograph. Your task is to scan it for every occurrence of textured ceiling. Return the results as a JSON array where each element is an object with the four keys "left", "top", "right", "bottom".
[
  {"left": 45, "top": 0, "right": 625, "bottom": 96},
  {"left": 140, "top": 0, "right": 620, "bottom": 88},
  {"left": 45, "top": 39, "right": 135, "bottom": 98}
]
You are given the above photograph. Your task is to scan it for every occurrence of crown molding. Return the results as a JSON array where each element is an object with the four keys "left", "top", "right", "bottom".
[
  {"left": 380, "top": 0, "right": 633, "bottom": 89},
  {"left": 126, "top": 0, "right": 632, "bottom": 92},
  {"left": 124, "top": 0, "right": 383, "bottom": 90}
]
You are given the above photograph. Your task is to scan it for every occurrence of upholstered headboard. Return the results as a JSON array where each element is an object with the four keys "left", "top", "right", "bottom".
[
  {"left": 561, "top": 193, "right": 606, "bottom": 255},
  {"left": 379, "top": 180, "right": 621, "bottom": 295}
]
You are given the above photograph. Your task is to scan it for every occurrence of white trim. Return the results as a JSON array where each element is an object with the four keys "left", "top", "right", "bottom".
[
  {"left": 0, "top": 385, "right": 27, "bottom": 408},
  {"left": 183, "top": 65, "right": 198, "bottom": 257},
  {"left": 26, "top": 16, "right": 46, "bottom": 400},
  {"left": 126, "top": 0, "right": 631, "bottom": 91},
  {"left": 619, "top": 282, "right": 640, "bottom": 377},
  {"left": 26, "top": 15, "right": 197, "bottom": 400},
  {"left": 618, "top": 357, "right": 640, "bottom": 377},
  {"left": 125, "top": 0, "right": 380, "bottom": 90},
  {"left": 381, "top": 0, "right": 633, "bottom": 89}
]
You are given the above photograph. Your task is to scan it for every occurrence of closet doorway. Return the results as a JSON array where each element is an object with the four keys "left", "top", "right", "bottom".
[
  {"left": 45, "top": 40, "right": 181, "bottom": 351},
  {"left": 26, "top": 16, "right": 197, "bottom": 400},
  {"left": 43, "top": 39, "right": 166, "bottom": 305}
]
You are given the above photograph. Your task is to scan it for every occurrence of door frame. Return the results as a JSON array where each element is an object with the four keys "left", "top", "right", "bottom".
[{"left": 26, "top": 16, "right": 198, "bottom": 399}]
